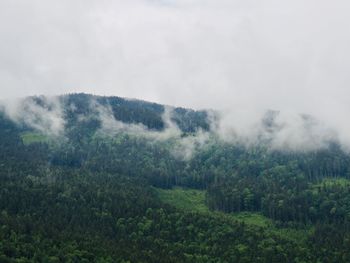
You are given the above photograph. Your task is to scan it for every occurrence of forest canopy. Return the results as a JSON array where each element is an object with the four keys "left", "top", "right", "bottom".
[{"left": 0, "top": 94, "right": 350, "bottom": 262}]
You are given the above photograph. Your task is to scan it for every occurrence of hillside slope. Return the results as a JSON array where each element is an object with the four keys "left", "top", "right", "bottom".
[{"left": 0, "top": 94, "right": 349, "bottom": 262}]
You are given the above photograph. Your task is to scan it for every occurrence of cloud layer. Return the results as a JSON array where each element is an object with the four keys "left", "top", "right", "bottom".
[{"left": 0, "top": 0, "right": 350, "bottom": 149}]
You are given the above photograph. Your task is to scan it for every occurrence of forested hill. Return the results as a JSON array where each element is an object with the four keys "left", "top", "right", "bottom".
[
  {"left": 59, "top": 93, "right": 210, "bottom": 132},
  {"left": 1, "top": 94, "right": 350, "bottom": 262}
]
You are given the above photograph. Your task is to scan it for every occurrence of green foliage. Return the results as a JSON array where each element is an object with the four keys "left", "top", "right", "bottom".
[
  {"left": 156, "top": 187, "right": 271, "bottom": 228},
  {"left": 229, "top": 212, "right": 272, "bottom": 228},
  {"left": 155, "top": 187, "right": 209, "bottom": 213},
  {"left": 20, "top": 132, "right": 48, "bottom": 145},
  {"left": 313, "top": 177, "right": 350, "bottom": 188},
  {"left": 1, "top": 94, "right": 350, "bottom": 262}
]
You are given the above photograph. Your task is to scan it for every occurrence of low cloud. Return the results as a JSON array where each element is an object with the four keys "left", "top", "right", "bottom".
[
  {"left": 0, "top": 94, "right": 347, "bottom": 157},
  {"left": 93, "top": 99, "right": 209, "bottom": 159},
  {"left": 213, "top": 109, "right": 340, "bottom": 152},
  {"left": 0, "top": 1, "right": 350, "bottom": 153},
  {"left": 0, "top": 96, "right": 65, "bottom": 136}
]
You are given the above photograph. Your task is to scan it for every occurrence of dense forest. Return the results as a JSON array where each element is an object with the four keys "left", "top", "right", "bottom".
[{"left": 1, "top": 94, "right": 350, "bottom": 262}]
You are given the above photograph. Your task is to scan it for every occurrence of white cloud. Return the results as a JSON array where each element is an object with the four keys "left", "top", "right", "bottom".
[
  {"left": 0, "top": 0, "right": 350, "bottom": 149},
  {"left": 1, "top": 96, "right": 65, "bottom": 136}
]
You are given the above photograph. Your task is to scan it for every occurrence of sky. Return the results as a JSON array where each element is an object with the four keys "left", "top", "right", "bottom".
[{"left": 1, "top": 0, "right": 350, "bottom": 146}]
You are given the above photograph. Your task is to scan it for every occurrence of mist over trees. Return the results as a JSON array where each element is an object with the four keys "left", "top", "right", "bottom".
[
  {"left": 1, "top": 94, "right": 350, "bottom": 262},
  {"left": 1, "top": 0, "right": 350, "bottom": 261}
]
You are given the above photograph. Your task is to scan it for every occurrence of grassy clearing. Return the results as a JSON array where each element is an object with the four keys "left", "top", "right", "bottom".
[
  {"left": 156, "top": 187, "right": 209, "bottom": 213},
  {"left": 273, "top": 226, "right": 313, "bottom": 243},
  {"left": 311, "top": 178, "right": 350, "bottom": 194},
  {"left": 155, "top": 187, "right": 271, "bottom": 227},
  {"left": 155, "top": 186, "right": 311, "bottom": 241},
  {"left": 21, "top": 132, "right": 48, "bottom": 145},
  {"left": 227, "top": 212, "right": 272, "bottom": 228},
  {"left": 317, "top": 177, "right": 350, "bottom": 187}
]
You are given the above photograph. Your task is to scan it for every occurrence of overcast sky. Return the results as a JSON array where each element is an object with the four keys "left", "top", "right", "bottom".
[{"left": 0, "top": 0, "right": 350, "bottom": 117}]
